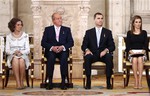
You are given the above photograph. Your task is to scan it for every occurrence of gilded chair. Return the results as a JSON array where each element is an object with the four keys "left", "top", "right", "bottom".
[
  {"left": 40, "top": 48, "right": 73, "bottom": 88},
  {"left": 123, "top": 37, "right": 150, "bottom": 88},
  {"left": 2, "top": 35, "right": 34, "bottom": 89}
]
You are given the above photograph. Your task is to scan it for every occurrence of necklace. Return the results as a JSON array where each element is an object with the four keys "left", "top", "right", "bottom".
[{"left": 12, "top": 32, "right": 22, "bottom": 38}]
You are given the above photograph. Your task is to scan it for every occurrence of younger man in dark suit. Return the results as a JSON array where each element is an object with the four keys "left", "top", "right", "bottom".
[
  {"left": 81, "top": 12, "right": 115, "bottom": 89},
  {"left": 41, "top": 13, "right": 74, "bottom": 90}
]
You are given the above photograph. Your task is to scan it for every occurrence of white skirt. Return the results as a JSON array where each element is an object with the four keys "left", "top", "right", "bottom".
[
  {"left": 7, "top": 54, "right": 30, "bottom": 69},
  {"left": 128, "top": 49, "right": 147, "bottom": 62},
  {"left": 128, "top": 54, "right": 147, "bottom": 62}
]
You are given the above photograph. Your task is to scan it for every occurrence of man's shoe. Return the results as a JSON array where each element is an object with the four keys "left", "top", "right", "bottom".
[
  {"left": 85, "top": 77, "right": 91, "bottom": 90},
  {"left": 107, "top": 84, "right": 113, "bottom": 89},
  {"left": 61, "top": 85, "right": 67, "bottom": 90},
  {"left": 46, "top": 83, "right": 53, "bottom": 90},
  {"left": 61, "top": 83, "right": 67, "bottom": 90},
  {"left": 85, "top": 85, "right": 91, "bottom": 89},
  {"left": 85, "top": 81, "right": 91, "bottom": 89}
]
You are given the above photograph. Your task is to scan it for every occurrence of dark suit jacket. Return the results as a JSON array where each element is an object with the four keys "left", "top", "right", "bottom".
[
  {"left": 81, "top": 27, "right": 115, "bottom": 54},
  {"left": 41, "top": 25, "right": 74, "bottom": 57}
]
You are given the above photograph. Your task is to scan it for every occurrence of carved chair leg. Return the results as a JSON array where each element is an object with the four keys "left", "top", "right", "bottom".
[
  {"left": 70, "top": 64, "right": 72, "bottom": 83},
  {"left": 70, "top": 71, "right": 72, "bottom": 83},
  {"left": 25, "top": 70, "right": 30, "bottom": 87},
  {"left": 41, "top": 71, "right": 44, "bottom": 83},
  {"left": 145, "top": 69, "right": 150, "bottom": 88},
  {"left": 111, "top": 75, "right": 114, "bottom": 88},
  {"left": 5, "top": 70, "right": 9, "bottom": 87},
  {"left": 83, "top": 68, "right": 86, "bottom": 88},
  {"left": 2, "top": 76, "right": 5, "bottom": 89},
  {"left": 123, "top": 70, "right": 126, "bottom": 88},
  {"left": 125, "top": 69, "right": 130, "bottom": 87},
  {"left": 31, "top": 77, "right": 33, "bottom": 88},
  {"left": 2, "top": 69, "right": 5, "bottom": 89},
  {"left": 83, "top": 76, "right": 85, "bottom": 88},
  {"left": 31, "top": 69, "right": 34, "bottom": 88},
  {"left": 41, "top": 63, "right": 45, "bottom": 84}
]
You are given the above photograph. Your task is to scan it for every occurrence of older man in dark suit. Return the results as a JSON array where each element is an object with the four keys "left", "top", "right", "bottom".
[
  {"left": 81, "top": 12, "right": 115, "bottom": 89},
  {"left": 41, "top": 13, "right": 74, "bottom": 90}
]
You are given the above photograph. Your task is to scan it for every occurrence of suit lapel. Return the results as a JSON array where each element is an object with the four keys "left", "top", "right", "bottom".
[
  {"left": 52, "top": 25, "right": 57, "bottom": 42},
  {"left": 93, "top": 28, "right": 98, "bottom": 48},
  {"left": 99, "top": 28, "right": 105, "bottom": 46},
  {"left": 59, "top": 26, "right": 63, "bottom": 42}
]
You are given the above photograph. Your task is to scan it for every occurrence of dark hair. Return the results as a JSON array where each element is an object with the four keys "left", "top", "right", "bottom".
[
  {"left": 94, "top": 12, "right": 103, "bottom": 19},
  {"left": 8, "top": 18, "right": 23, "bottom": 32},
  {"left": 131, "top": 15, "right": 142, "bottom": 33}
]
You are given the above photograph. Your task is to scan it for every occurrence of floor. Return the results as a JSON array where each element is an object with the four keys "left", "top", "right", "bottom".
[{"left": 0, "top": 74, "right": 150, "bottom": 96}]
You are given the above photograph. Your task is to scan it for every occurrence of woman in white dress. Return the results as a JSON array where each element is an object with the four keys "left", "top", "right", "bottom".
[{"left": 5, "top": 18, "right": 30, "bottom": 89}]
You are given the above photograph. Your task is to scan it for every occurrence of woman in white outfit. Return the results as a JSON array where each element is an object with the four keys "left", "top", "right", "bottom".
[{"left": 5, "top": 18, "right": 30, "bottom": 89}]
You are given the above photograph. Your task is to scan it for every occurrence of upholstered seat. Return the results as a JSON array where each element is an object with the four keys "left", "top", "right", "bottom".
[{"left": 92, "top": 62, "right": 105, "bottom": 66}]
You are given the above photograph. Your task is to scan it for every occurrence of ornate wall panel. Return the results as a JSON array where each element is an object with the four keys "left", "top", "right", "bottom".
[
  {"left": 0, "top": 0, "right": 14, "bottom": 34},
  {"left": 132, "top": 0, "right": 150, "bottom": 33}
]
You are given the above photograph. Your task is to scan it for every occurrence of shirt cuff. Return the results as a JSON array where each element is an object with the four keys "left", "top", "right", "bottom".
[
  {"left": 50, "top": 46, "right": 53, "bottom": 51},
  {"left": 62, "top": 45, "right": 66, "bottom": 51},
  {"left": 85, "top": 48, "right": 89, "bottom": 52},
  {"left": 106, "top": 48, "right": 109, "bottom": 53}
]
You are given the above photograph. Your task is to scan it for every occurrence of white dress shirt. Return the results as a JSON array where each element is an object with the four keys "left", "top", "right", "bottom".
[
  {"left": 95, "top": 27, "right": 102, "bottom": 47},
  {"left": 54, "top": 25, "right": 61, "bottom": 42},
  {"left": 50, "top": 25, "right": 66, "bottom": 51}
]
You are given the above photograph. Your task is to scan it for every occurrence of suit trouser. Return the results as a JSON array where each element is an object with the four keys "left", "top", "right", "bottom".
[
  {"left": 46, "top": 51, "right": 68, "bottom": 81},
  {"left": 84, "top": 53, "right": 113, "bottom": 78}
]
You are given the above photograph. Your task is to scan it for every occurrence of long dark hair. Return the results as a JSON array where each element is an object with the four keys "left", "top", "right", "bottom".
[{"left": 131, "top": 15, "right": 142, "bottom": 34}]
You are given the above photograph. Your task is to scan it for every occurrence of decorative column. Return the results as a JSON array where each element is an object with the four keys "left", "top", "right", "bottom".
[
  {"left": 76, "top": 2, "right": 90, "bottom": 59},
  {"left": 72, "top": 1, "right": 90, "bottom": 78},
  {"left": 31, "top": 4, "right": 42, "bottom": 60},
  {"left": 31, "top": 3, "right": 43, "bottom": 78},
  {"left": 107, "top": 0, "right": 131, "bottom": 72}
]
